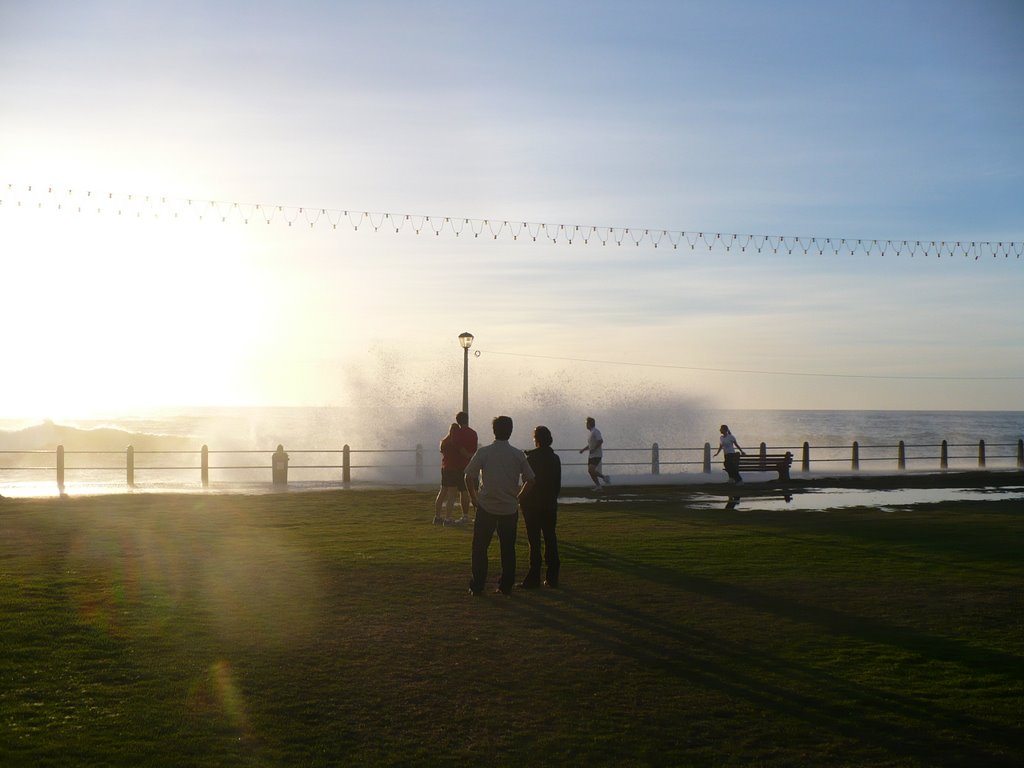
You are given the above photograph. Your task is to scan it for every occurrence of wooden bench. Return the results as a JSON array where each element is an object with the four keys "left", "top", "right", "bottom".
[{"left": 736, "top": 452, "right": 793, "bottom": 481}]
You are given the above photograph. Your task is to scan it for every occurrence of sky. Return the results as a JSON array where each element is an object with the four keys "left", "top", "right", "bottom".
[{"left": 1, "top": 0, "right": 1022, "bottom": 420}]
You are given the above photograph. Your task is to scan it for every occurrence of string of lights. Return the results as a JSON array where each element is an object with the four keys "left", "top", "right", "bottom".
[
  {"left": 476, "top": 349, "right": 1024, "bottom": 382},
  {"left": 2, "top": 182, "right": 1021, "bottom": 260}
]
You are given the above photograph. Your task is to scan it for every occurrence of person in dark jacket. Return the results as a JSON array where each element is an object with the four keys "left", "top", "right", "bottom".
[{"left": 518, "top": 425, "right": 562, "bottom": 589}]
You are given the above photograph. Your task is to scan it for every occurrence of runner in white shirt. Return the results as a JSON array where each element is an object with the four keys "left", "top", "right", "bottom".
[{"left": 579, "top": 416, "right": 610, "bottom": 490}]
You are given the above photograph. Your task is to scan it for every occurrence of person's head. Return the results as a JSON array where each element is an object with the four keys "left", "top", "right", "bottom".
[
  {"left": 492, "top": 415, "right": 514, "bottom": 441},
  {"left": 720, "top": 424, "right": 730, "bottom": 435},
  {"left": 533, "top": 425, "right": 553, "bottom": 447},
  {"left": 455, "top": 411, "right": 468, "bottom": 427},
  {"left": 449, "top": 422, "right": 459, "bottom": 435},
  {"left": 585, "top": 417, "right": 596, "bottom": 430}
]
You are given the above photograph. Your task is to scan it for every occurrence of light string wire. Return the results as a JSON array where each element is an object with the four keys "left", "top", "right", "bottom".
[
  {"left": 476, "top": 349, "right": 1024, "bottom": 382},
  {"left": 2, "top": 182, "right": 1021, "bottom": 260}
]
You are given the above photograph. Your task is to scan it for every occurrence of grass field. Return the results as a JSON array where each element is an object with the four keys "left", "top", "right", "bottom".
[{"left": 1, "top": 486, "right": 1022, "bottom": 767}]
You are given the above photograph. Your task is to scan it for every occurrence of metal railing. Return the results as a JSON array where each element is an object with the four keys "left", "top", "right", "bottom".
[{"left": 1, "top": 438, "right": 1021, "bottom": 493}]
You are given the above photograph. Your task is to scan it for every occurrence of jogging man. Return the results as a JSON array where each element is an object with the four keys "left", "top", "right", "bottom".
[{"left": 579, "top": 416, "right": 610, "bottom": 490}]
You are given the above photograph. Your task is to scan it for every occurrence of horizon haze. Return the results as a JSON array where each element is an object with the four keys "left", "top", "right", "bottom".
[{"left": 2, "top": 1, "right": 1022, "bottom": 418}]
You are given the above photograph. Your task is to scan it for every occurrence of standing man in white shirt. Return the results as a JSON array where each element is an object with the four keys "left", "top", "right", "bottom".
[
  {"left": 579, "top": 416, "right": 611, "bottom": 490},
  {"left": 465, "top": 416, "right": 535, "bottom": 595}
]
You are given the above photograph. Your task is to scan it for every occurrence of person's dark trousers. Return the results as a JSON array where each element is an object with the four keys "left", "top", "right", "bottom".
[
  {"left": 470, "top": 505, "right": 518, "bottom": 592},
  {"left": 724, "top": 453, "right": 742, "bottom": 482},
  {"left": 521, "top": 505, "right": 559, "bottom": 586}
]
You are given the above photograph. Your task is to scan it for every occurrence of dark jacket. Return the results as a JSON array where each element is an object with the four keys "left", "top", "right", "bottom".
[{"left": 522, "top": 446, "right": 561, "bottom": 511}]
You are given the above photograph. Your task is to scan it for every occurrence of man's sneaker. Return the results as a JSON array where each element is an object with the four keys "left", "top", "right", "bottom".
[
  {"left": 604, "top": 475, "right": 611, "bottom": 485},
  {"left": 432, "top": 516, "right": 443, "bottom": 525},
  {"left": 453, "top": 516, "right": 470, "bottom": 525},
  {"left": 494, "top": 586, "right": 512, "bottom": 596},
  {"left": 592, "top": 485, "right": 602, "bottom": 492}
]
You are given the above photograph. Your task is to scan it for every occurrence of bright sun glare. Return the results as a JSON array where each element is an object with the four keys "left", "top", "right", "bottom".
[{"left": 2, "top": 206, "right": 273, "bottom": 418}]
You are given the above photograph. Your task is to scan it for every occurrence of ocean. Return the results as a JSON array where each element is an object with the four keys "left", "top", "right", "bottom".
[{"left": 1, "top": 408, "right": 1021, "bottom": 496}]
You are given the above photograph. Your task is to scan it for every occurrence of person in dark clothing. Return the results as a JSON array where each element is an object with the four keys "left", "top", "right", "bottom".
[{"left": 518, "top": 425, "right": 562, "bottom": 589}]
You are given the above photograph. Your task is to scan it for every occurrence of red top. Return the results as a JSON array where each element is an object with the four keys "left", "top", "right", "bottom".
[
  {"left": 449, "top": 425, "right": 478, "bottom": 471},
  {"left": 440, "top": 434, "right": 462, "bottom": 470}
]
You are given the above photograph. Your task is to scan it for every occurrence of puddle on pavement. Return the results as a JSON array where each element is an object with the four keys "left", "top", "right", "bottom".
[{"left": 561, "top": 486, "right": 1024, "bottom": 511}]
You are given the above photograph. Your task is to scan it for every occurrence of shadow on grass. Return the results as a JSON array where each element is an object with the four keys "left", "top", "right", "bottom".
[
  {"left": 688, "top": 513, "right": 1024, "bottom": 582},
  {"left": 561, "top": 540, "right": 1023, "bottom": 680},
  {"left": 504, "top": 541, "right": 1024, "bottom": 765}
]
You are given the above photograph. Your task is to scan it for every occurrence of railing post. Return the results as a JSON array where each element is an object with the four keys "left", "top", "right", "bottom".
[
  {"left": 802, "top": 441, "right": 810, "bottom": 472},
  {"left": 416, "top": 444, "right": 423, "bottom": 481},
  {"left": 940, "top": 440, "right": 948, "bottom": 469},
  {"left": 651, "top": 443, "right": 659, "bottom": 475},
  {"left": 57, "top": 445, "right": 65, "bottom": 492},
  {"left": 759, "top": 442, "right": 767, "bottom": 464},
  {"left": 978, "top": 439, "right": 986, "bottom": 468},
  {"left": 852, "top": 441, "right": 859, "bottom": 471},
  {"left": 201, "top": 445, "right": 209, "bottom": 488},
  {"left": 343, "top": 445, "right": 351, "bottom": 485},
  {"left": 703, "top": 442, "right": 711, "bottom": 473},
  {"left": 1018, "top": 439, "right": 1023, "bottom": 469},
  {"left": 127, "top": 445, "right": 135, "bottom": 488},
  {"left": 898, "top": 440, "right": 906, "bottom": 470}
]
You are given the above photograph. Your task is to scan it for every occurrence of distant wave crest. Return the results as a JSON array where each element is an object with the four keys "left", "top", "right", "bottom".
[{"left": 0, "top": 421, "right": 200, "bottom": 453}]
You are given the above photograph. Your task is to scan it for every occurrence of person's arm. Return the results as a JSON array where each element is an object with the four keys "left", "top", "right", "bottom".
[
  {"left": 517, "top": 457, "right": 536, "bottom": 501},
  {"left": 464, "top": 452, "right": 480, "bottom": 504},
  {"left": 465, "top": 466, "right": 479, "bottom": 506}
]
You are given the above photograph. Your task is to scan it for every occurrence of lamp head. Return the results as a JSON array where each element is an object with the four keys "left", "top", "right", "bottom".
[{"left": 458, "top": 332, "right": 474, "bottom": 350}]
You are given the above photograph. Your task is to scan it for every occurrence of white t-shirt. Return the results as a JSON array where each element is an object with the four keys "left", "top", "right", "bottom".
[
  {"left": 719, "top": 433, "right": 740, "bottom": 454},
  {"left": 464, "top": 440, "right": 535, "bottom": 515},
  {"left": 587, "top": 427, "right": 604, "bottom": 459}
]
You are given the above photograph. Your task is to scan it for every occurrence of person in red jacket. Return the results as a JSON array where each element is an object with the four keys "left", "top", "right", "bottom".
[
  {"left": 433, "top": 423, "right": 462, "bottom": 524},
  {"left": 450, "top": 411, "right": 478, "bottom": 524}
]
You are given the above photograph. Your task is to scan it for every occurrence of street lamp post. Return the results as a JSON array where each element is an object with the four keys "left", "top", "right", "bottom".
[{"left": 458, "top": 331, "right": 474, "bottom": 422}]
